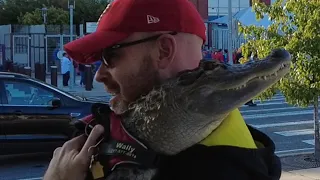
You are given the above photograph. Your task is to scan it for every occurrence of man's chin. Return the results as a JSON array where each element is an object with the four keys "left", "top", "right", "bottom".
[{"left": 109, "top": 95, "right": 129, "bottom": 115}]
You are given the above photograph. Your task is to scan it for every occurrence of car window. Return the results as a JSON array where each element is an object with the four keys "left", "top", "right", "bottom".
[{"left": 3, "top": 80, "right": 56, "bottom": 106}]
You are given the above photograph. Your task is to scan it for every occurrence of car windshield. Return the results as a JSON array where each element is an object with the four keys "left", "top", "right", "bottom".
[{"left": 29, "top": 78, "right": 86, "bottom": 101}]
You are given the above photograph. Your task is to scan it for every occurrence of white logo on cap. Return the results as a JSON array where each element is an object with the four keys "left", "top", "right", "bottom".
[{"left": 147, "top": 15, "right": 160, "bottom": 24}]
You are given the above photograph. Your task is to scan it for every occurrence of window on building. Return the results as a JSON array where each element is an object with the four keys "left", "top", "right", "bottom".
[{"left": 14, "top": 37, "right": 28, "bottom": 54}]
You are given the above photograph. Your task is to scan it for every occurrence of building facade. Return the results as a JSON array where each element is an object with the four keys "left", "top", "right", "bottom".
[
  {"left": 208, "top": 0, "right": 272, "bottom": 17},
  {"left": 189, "top": 0, "right": 209, "bottom": 21}
]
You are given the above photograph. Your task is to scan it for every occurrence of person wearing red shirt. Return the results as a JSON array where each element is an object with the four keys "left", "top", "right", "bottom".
[{"left": 211, "top": 49, "right": 224, "bottom": 63}]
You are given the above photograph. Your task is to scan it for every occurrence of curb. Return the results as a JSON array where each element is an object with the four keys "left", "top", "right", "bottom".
[{"left": 276, "top": 150, "right": 314, "bottom": 158}]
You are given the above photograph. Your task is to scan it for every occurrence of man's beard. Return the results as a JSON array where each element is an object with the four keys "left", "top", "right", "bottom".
[{"left": 111, "top": 55, "right": 161, "bottom": 115}]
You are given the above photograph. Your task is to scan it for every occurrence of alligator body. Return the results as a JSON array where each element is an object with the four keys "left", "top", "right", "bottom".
[
  {"left": 103, "top": 48, "right": 291, "bottom": 180},
  {"left": 121, "top": 48, "right": 291, "bottom": 155}
]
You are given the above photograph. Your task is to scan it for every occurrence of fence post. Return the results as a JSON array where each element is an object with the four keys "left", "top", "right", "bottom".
[
  {"left": 18, "top": 64, "right": 25, "bottom": 74},
  {"left": 13, "top": 63, "right": 18, "bottom": 73},
  {"left": 85, "top": 65, "right": 92, "bottom": 91},
  {"left": 50, "top": 66, "right": 58, "bottom": 87},
  {"left": 35, "top": 63, "right": 40, "bottom": 79},
  {"left": 40, "top": 63, "right": 46, "bottom": 82},
  {"left": 24, "top": 67, "right": 31, "bottom": 77}
]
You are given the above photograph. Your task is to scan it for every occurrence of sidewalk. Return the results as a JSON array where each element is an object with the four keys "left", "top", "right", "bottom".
[
  {"left": 281, "top": 168, "right": 320, "bottom": 180},
  {"left": 43, "top": 74, "right": 109, "bottom": 97},
  {"left": 280, "top": 153, "right": 320, "bottom": 179}
]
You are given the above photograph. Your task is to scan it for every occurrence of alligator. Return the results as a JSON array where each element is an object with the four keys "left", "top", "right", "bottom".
[
  {"left": 121, "top": 48, "right": 291, "bottom": 155},
  {"left": 100, "top": 48, "right": 291, "bottom": 180}
]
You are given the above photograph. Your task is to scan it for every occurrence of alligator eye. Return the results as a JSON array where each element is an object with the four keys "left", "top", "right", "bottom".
[
  {"left": 178, "top": 69, "right": 204, "bottom": 86},
  {"left": 201, "top": 60, "right": 222, "bottom": 70}
]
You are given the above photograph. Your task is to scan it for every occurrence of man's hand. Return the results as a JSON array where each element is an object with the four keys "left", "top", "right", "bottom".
[{"left": 43, "top": 125, "right": 104, "bottom": 180}]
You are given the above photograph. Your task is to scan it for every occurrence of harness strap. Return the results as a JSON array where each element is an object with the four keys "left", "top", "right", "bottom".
[{"left": 80, "top": 103, "right": 168, "bottom": 179}]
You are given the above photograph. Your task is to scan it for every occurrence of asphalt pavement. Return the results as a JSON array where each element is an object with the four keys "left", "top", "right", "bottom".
[
  {"left": 240, "top": 94, "right": 316, "bottom": 157},
  {"left": 0, "top": 93, "right": 318, "bottom": 180}
]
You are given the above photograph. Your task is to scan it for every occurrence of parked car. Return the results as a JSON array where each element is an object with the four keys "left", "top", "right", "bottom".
[{"left": 0, "top": 72, "right": 107, "bottom": 156}]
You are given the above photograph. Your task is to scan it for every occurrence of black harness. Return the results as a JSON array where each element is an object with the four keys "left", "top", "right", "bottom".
[{"left": 73, "top": 103, "right": 166, "bottom": 180}]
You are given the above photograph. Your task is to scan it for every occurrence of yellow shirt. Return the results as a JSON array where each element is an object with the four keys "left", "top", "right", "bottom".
[{"left": 200, "top": 109, "right": 257, "bottom": 149}]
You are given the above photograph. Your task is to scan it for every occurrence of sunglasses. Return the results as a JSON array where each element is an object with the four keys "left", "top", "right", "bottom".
[{"left": 101, "top": 32, "right": 177, "bottom": 68}]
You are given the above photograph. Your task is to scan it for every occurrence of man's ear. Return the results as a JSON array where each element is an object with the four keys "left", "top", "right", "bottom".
[{"left": 155, "top": 34, "right": 177, "bottom": 69}]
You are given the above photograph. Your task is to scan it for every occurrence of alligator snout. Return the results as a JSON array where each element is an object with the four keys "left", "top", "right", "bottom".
[{"left": 269, "top": 48, "right": 291, "bottom": 62}]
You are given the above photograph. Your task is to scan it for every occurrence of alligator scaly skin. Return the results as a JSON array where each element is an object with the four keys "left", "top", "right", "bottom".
[{"left": 106, "top": 48, "right": 292, "bottom": 179}]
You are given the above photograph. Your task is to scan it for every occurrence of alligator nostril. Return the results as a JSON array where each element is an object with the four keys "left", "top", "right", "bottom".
[{"left": 270, "top": 48, "right": 290, "bottom": 60}]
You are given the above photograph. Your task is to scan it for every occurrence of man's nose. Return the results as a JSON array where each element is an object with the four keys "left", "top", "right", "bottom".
[{"left": 95, "top": 64, "right": 110, "bottom": 82}]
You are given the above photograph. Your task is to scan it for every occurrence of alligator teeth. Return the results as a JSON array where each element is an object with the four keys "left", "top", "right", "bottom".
[
  {"left": 274, "top": 72, "right": 278, "bottom": 76},
  {"left": 263, "top": 76, "right": 267, "bottom": 80}
]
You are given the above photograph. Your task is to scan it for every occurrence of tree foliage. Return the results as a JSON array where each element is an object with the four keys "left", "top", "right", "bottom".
[
  {"left": 18, "top": 7, "right": 69, "bottom": 25},
  {"left": 0, "top": 0, "right": 109, "bottom": 25},
  {"left": 72, "top": 0, "right": 109, "bottom": 24},
  {"left": 239, "top": 0, "right": 320, "bottom": 106}
]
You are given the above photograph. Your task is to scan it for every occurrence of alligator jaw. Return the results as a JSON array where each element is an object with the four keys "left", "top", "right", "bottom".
[
  {"left": 180, "top": 48, "right": 292, "bottom": 116},
  {"left": 224, "top": 61, "right": 290, "bottom": 91}
]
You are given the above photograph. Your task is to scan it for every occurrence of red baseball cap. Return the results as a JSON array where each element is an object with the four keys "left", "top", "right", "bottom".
[{"left": 64, "top": 0, "right": 206, "bottom": 64}]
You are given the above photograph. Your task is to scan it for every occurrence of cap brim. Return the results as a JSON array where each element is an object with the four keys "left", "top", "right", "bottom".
[{"left": 64, "top": 31, "right": 130, "bottom": 64}]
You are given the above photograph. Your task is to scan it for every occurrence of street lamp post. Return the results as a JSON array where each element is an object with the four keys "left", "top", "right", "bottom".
[
  {"left": 68, "top": 0, "right": 75, "bottom": 89},
  {"left": 41, "top": 7, "right": 48, "bottom": 80},
  {"left": 41, "top": 7, "right": 48, "bottom": 24},
  {"left": 227, "top": 0, "right": 233, "bottom": 65}
]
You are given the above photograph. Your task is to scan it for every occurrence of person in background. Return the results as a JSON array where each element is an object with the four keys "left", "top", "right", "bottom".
[
  {"left": 224, "top": 49, "right": 235, "bottom": 64},
  {"left": 233, "top": 49, "right": 238, "bottom": 64},
  {"left": 6, "top": 90, "right": 12, "bottom": 104},
  {"left": 93, "top": 60, "right": 102, "bottom": 75},
  {"left": 78, "top": 63, "right": 85, "bottom": 87},
  {"left": 52, "top": 43, "right": 60, "bottom": 66},
  {"left": 235, "top": 48, "right": 243, "bottom": 63},
  {"left": 202, "top": 49, "right": 212, "bottom": 60},
  {"left": 212, "top": 49, "right": 224, "bottom": 63},
  {"left": 61, "top": 52, "right": 72, "bottom": 87}
]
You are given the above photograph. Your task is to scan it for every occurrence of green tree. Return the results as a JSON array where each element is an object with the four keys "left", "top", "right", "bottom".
[
  {"left": 0, "top": 0, "right": 109, "bottom": 25},
  {"left": 18, "top": 7, "right": 69, "bottom": 25},
  {"left": 239, "top": 0, "right": 320, "bottom": 159},
  {"left": 0, "top": 0, "right": 51, "bottom": 24},
  {"left": 67, "top": 0, "right": 109, "bottom": 24},
  {"left": 37, "top": 0, "right": 110, "bottom": 24}
]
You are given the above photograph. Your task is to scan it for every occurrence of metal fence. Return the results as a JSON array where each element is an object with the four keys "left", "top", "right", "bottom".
[
  {"left": 211, "top": 28, "right": 248, "bottom": 50},
  {"left": 1, "top": 24, "right": 248, "bottom": 73},
  {"left": 1, "top": 24, "right": 82, "bottom": 74}
]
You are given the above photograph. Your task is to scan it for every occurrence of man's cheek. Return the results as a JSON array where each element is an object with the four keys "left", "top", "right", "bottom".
[{"left": 123, "top": 85, "right": 140, "bottom": 102}]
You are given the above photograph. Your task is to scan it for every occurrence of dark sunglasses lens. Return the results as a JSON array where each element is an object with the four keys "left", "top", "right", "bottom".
[
  {"left": 101, "top": 55, "right": 109, "bottom": 66},
  {"left": 101, "top": 50, "right": 116, "bottom": 67}
]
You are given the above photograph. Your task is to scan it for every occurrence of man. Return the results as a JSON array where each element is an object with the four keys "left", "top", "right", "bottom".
[
  {"left": 44, "top": 0, "right": 281, "bottom": 179},
  {"left": 61, "top": 52, "right": 72, "bottom": 87}
]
